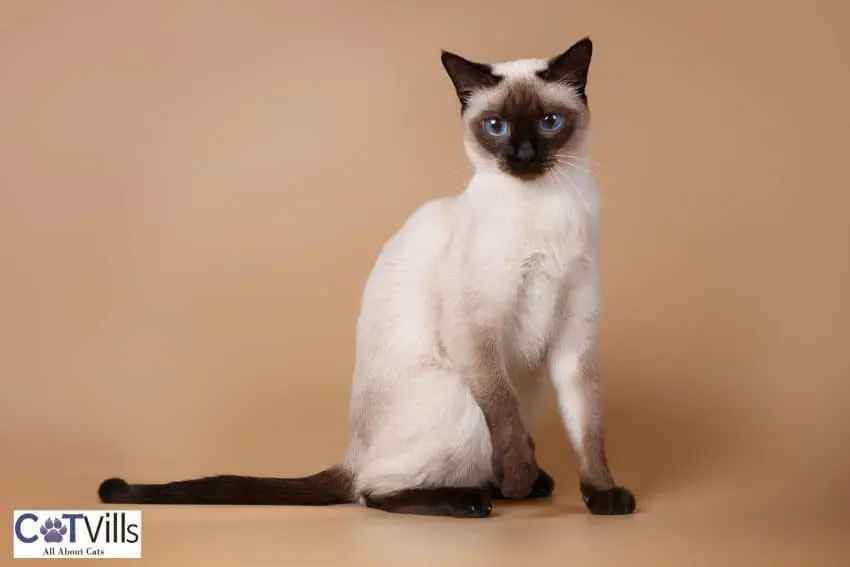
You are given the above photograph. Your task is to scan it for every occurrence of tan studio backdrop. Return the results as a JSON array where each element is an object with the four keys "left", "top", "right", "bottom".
[{"left": 1, "top": 1, "right": 849, "bottom": 566}]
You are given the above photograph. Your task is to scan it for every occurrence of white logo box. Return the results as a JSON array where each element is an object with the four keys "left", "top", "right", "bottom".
[{"left": 13, "top": 510, "right": 142, "bottom": 560}]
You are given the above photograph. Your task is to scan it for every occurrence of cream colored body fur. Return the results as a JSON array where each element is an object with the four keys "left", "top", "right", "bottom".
[{"left": 341, "top": 58, "right": 602, "bottom": 502}]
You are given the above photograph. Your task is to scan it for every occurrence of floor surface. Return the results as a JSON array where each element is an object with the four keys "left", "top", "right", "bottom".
[{"left": 3, "top": 474, "right": 848, "bottom": 566}]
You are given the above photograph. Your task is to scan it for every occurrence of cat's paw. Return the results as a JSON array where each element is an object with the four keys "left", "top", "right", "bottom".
[
  {"left": 529, "top": 468, "right": 555, "bottom": 498},
  {"left": 582, "top": 486, "right": 636, "bottom": 515},
  {"left": 491, "top": 467, "right": 555, "bottom": 500},
  {"left": 39, "top": 518, "right": 68, "bottom": 543},
  {"left": 453, "top": 489, "right": 494, "bottom": 518},
  {"left": 492, "top": 436, "right": 539, "bottom": 499}
]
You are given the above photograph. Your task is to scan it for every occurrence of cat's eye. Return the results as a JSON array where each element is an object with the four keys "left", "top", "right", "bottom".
[
  {"left": 539, "top": 113, "right": 565, "bottom": 133},
  {"left": 482, "top": 117, "right": 509, "bottom": 137}
]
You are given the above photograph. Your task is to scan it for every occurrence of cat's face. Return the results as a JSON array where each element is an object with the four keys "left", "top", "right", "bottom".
[{"left": 441, "top": 38, "right": 593, "bottom": 181}]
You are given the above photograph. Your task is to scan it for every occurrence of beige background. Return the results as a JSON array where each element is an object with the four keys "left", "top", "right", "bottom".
[{"left": 1, "top": 1, "right": 849, "bottom": 565}]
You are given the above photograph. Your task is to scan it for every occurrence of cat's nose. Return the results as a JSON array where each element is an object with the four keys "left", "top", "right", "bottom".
[{"left": 515, "top": 140, "right": 536, "bottom": 162}]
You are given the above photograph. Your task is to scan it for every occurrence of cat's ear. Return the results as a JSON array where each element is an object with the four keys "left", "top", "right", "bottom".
[
  {"left": 538, "top": 37, "right": 593, "bottom": 103},
  {"left": 440, "top": 51, "right": 501, "bottom": 110}
]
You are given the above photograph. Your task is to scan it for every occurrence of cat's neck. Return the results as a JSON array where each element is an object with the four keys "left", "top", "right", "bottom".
[{"left": 464, "top": 161, "right": 596, "bottom": 206}]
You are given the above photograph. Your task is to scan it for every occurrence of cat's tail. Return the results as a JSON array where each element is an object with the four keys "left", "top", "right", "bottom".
[{"left": 97, "top": 465, "right": 354, "bottom": 506}]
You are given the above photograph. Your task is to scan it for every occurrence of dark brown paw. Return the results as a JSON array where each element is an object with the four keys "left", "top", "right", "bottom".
[
  {"left": 492, "top": 468, "right": 555, "bottom": 500},
  {"left": 529, "top": 469, "right": 555, "bottom": 498},
  {"left": 582, "top": 486, "right": 636, "bottom": 515},
  {"left": 456, "top": 491, "right": 493, "bottom": 518},
  {"left": 364, "top": 487, "right": 493, "bottom": 518},
  {"left": 492, "top": 434, "right": 539, "bottom": 499},
  {"left": 493, "top": 458, "right": 539, "bottom": 499}
]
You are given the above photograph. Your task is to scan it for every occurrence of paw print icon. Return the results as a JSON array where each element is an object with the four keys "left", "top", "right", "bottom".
[{"left": 40, "top": 518, "right": 67, "bottom": 543}]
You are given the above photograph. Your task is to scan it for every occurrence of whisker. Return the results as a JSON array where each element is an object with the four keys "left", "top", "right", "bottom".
[
  {"left": 553, "top": 155, "right": 606, "bottom": 184},
  {"left": 563, "top": 154, "right": 608, "bottom": 174}
]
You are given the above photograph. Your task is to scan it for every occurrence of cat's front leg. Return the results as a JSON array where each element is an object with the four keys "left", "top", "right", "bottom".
[
  {"left": 449, "top": 329, "right": 540, "bottom": 499},
  {"left": 547, "top": 276, "right": 636, "bottom": 515}
]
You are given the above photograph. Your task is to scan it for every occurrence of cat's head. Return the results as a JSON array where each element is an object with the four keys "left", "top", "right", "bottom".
[{"left": 440, "top": 38, "right": 593, "bottom": 181}]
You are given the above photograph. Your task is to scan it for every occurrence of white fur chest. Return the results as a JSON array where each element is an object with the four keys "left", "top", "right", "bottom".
[
  {"left": 459, "top": 173, "right": 598, "bottom": 364},
  {"left": 511, "top": 193, "right": 588, "bottom": 364}
]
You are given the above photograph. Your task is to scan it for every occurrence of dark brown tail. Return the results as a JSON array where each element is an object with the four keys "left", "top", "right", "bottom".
[{"left": 97, "top": 465, "right": 353, "bottom": 506}]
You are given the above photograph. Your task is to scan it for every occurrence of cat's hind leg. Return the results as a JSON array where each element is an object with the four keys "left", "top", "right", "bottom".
[{"left": 351, "top": 370, "right": 496, "bottom": 518}]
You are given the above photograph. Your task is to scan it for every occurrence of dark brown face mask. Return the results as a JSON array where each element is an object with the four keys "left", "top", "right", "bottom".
[
  {"left": 439, "top": 38, "right": 593, "bottom": 180},
  {"left": 470, "top": 87, "right": 579, "bottom": 179}
]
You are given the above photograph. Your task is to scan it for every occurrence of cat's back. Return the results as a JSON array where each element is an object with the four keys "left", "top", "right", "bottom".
[
  {"left": 355, "top": 195, "right": 457, "bottom": 354},
  {"left": 385, "top": 196, "right": 456, "bottom": 260},
  {"left": 367, "top": 195, "right": 456, "bottom": 283}
]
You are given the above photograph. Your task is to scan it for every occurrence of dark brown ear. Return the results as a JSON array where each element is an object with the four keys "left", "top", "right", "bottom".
[
  {"left": 537, "top": 37, "right": 593, "bottom": 104},
  {"left": 440, "top": 51, "right": 502, "bottom": 111}
]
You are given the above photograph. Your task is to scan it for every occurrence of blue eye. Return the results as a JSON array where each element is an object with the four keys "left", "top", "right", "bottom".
[
  {"left": 482, "top": 117, "right": 509, "bottom": 137},
  {"left": 539, "top": 113, "right": 565, "bottom": 133}
]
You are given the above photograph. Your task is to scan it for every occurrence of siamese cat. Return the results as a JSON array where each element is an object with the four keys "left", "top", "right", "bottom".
[{"left": 98, "top": 37, "right": 636, "bottom": 518}]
